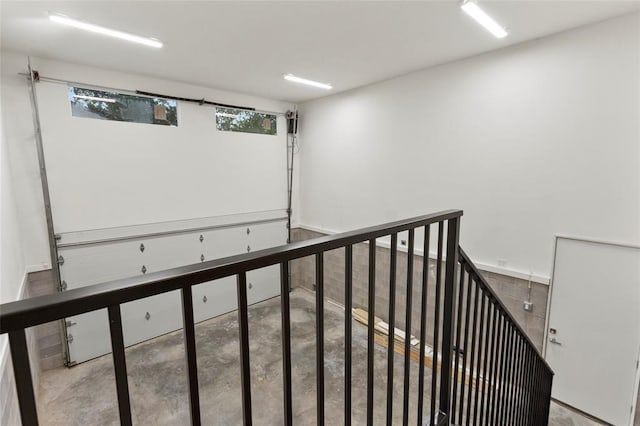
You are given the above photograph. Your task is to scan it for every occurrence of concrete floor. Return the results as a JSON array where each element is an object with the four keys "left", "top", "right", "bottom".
[{"left": 38, "top": 288, "right": 603, "bottom": 425}]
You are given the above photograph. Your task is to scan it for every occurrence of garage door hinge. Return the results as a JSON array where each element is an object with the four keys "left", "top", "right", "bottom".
[
  {"left": 66, "top": 333, "right": 74, "bottom": 344},
  {"left": 59, "top": 280, "right": 67, "bottom": 291},
  {"left": 57, "top": 255, "right": 65, "bottom": 265},
  {"left": 65, "top": 320, "right": 76, "bottom": 328},
  {"left": 54, "top": 234, "right": 62, "bottom": 241}
]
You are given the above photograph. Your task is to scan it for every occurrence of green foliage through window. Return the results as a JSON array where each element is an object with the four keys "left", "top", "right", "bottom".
[
  {"left": 216, "top": 107, "right": 277, "bottom": 135},
  {"left": 69, "top": 87, "right": 178, "bottom": 126}
]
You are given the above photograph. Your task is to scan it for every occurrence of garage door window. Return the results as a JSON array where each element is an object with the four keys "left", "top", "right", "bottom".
[
  {"left": 69, "top": 87, "right": 178, "bottom": 126},
  {"left": 215, "top": 107, "right": 277, "bottom": 135}
]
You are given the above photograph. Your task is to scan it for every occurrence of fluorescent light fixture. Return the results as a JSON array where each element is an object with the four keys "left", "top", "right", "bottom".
[
  {"left": 284, "top": 74, "right": 332, "bottom": 90},
  {"left": 49, "top": 14, "right": 163, "bottom": 48},
  {"left": 73, "top": 94, "right": 116, "bottom": 103},
  {"left": 460, "top": 0, "right": 508, "bottom": 39}
]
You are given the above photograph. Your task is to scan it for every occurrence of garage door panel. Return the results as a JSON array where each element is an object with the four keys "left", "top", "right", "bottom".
[
  {"left": 192, "top": 278, "right": 238, "bottom": 324},
  {"left": 66, "top": 310, "right": 111, "bottom": 364},
  {"left": 121, "top": 291, "right": 183, "bottom": 346},
  {"left": 247, "top": 265, "right": 281, "bottom": 305}
]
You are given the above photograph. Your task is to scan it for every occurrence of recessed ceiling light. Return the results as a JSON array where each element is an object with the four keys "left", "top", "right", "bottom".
[
  {"left": 49, "top": 14, "right": 163, "bottom": 48},
  {"left": 460, "top": 0, "right": 508, "bottom": 39},
  {"left": 284, "top": 74, "right": 332, "bottom": 90}
]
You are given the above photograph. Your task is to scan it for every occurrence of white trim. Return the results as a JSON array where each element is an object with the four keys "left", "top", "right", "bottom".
[
  {"left": 296, "top": 224, "right": 550, "bottom": 284},
  {"left": 26, "top": 263, "right": 52, "bottom": 273},
  {"left": 0, "top": 271, "right": 29, "bottom": 383},
  {"left": 555, "top": 233, "right": 640, "bottom": 250}
]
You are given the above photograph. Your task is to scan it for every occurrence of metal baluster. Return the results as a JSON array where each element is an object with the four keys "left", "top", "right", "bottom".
[
  {"left": 181, "top": 286, "right": 201, "bottom": 426},
  {"left": 417, "top": 225, "right": 431, "bottom": 426},
  {"left": 280, "top": 262, "right": 293, "bottom": 426},
  {"left": 316, "top": 252, "right": 325, "bottom": 425},
  {"left": 8, "top": 329, "right": 39, "bottom": 426},
  {"left": 430, "top": 221, "right": 445, "bottom": 425},
  {"left": 345, "top": 246, "right": 353, "bottom": 426},
  {"left": 108, "top": 305, "right": 133, "bottom": 426},
  {"left": 367, "top": 239, "right": 376, "bottom": 426},
  {"left": 451, "top": 266, "right": 467, "bottom": 420},
  {"left": 471, "top": 286, "right": 486, "bottom": 426},
  {"left": 236, "top": 272, "right": 253, "bottom": 426},
  {"left": 483, "top": 303, "right": 498, "bottom": 426},
  {"left": 387, "top": 233, "right": 398, "bottom": 425},
  {"left": 402, "top": 228, "right": 415, "bottom": 426},
  {"left": 458, "top": 271, "right": 474, "bottom": 425}
]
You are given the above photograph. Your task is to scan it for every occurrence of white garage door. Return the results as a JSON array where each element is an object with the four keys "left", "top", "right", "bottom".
[{"left": 34, "top": 78, "right": 289, "bottom": 364}]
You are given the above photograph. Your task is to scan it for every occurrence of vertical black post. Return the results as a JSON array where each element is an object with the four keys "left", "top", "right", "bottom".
[
  {"left": 367, "top": 239, "right": 376, "bottom": 426},
  {"left": 402, "top": 228, "right": 415, "bottom": 426},
  {"left": 439, "top": 216, "right": 461, "bottom": 419},
  {"left": 181, "top": 286, "right": 201, "bottom": 426},
  {"left": 430, "top": 221, "right": 445, "bottom": 425},
  {"left": 107, "top": 305, "right": 133, "bottom": 426},
  {"left": 387, "top": 233, "right": 398, "bottom": 426},
  {"left": 417, "top": 225, "right": 430, "bottom": 426},
  {"left": 236, "top": 272, "right": 253, "bottom": 426},
  {"left": 345, "top": 245, "right": 353, "bottom": 426},
  {"left": 482, "top": 303, "right": 497, "bottom": 426},
  {"left": 280, "top": 262, "right": 293, "bottom": 426},
  {"left": 489, "top": 314, "right": 504, "bottom": 425},
  {"left": 458, "top": 272, "right": 474, "bottom": 425},
  {"left": 316, "top": 252, "right": 325, "bottom": 426},
  {"left": 498, "top": 317, "right": 508, "bottom": 424},
  {"left": 8, "top": 330, "right": 39, "bottom": 426},
  {"left": 450, "top": 266, "right": 466, "bottom": 420},
  {"left": 505, "top": 326, "right": 517, "bottom": 425},
  {"left": 472, "top": 287, "right": 486, "bottom": 425}
]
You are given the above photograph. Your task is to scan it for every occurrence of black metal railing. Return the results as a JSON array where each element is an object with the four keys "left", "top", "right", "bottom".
[
  {"left": 0, "top": 209, "right": 553, "bottom": 425},
  {"left": 450, "top": 249, "right": 554, "bottom": 426}
]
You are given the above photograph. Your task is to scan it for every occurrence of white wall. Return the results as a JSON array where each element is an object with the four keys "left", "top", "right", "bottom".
[
  {"left": 0, "top": 99, "right": 27, "bottom": 303},
  {"left": 298, "top": 13, "right": 640, "bottom": 282},
  {"left": 0, "top": 90, "right": 28, "bottom": 369},
  {"left": 1, "top": 52, "right": 294, "bottom": 268}
]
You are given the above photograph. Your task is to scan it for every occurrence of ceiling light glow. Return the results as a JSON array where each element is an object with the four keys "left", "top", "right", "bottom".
[
  {"left": 49, "top": 14, "right": 163, "bottom": 48},
  {"left": 284, "top": 74, "right": 332, "bottom": 90},
  {"left": 73, "top": 94, "right": 116, "bottom": 103},
  {"left": 460, "top": 0, "right": 508, "bottom": 39}
]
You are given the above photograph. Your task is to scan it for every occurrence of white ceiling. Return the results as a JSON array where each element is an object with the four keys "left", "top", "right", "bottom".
[{"left": 1, "top": 1, "right": 639, "bottom": 103}]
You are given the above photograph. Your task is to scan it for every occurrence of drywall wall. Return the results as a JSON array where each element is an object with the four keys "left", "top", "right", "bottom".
[
  {"left": 0, "top": 99, "right": 26, "bottom": 304},
  {"left": 1, "top": 52, "right": 293, "bottom": 269},
  {"left": 298, "top": 12, "right": 640, "bottom": 281},
  {"left": 0, "top": 93, "right": 28, "bottom": 421}
]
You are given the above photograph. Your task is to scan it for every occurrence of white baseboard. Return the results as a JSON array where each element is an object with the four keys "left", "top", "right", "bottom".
[
  {"left": 25, "top": 263, "right": 52, "bottom": 273},
  {"left": 295, "top": 224, "right": 550, "bottom": 285},
  {"left": 0, "top": 270, "right": 29, "bottom": 379}
]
